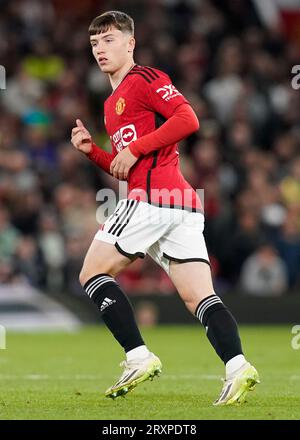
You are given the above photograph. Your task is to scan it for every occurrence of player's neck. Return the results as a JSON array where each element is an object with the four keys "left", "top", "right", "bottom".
[{"left": 109, "top": 60, "right": 136, "bottom": 92}]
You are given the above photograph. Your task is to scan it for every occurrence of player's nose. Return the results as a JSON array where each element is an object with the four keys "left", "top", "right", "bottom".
[{"left": 96, "top": 46, "right": 106, "bottom": 55}]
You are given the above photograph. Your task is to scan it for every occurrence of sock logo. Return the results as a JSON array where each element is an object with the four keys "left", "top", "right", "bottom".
[{"left": 100, "top": 297, "right": 116, "bottom": 312}]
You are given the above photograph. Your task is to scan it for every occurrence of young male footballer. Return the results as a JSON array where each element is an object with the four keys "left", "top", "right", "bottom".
[{"left": 71, "top": 10, "right": 259, "bottom": 405}]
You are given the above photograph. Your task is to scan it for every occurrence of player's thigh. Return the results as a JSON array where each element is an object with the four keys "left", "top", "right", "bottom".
[
  {"left": 79, "top": 239, "right": 132, "bottom": 285},
  {"left": 169, "top": 260, "right": 214, "bottom": 307}
]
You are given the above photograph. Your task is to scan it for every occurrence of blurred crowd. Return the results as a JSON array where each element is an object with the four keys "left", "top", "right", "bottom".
[{"left": 1, "top": 0, "right": 300, "bottom": 297}]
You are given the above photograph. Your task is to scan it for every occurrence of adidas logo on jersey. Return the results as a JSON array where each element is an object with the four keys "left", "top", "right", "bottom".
[{"left": 100, "top": 297, "right": 116, "bottom": 312}]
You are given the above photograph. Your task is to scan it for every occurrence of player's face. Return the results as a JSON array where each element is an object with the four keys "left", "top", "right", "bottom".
[{"left": 90, "top": 27, "right": 135, "bottom": 74}]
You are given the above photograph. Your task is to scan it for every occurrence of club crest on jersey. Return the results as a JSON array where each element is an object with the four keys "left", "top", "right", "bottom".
[
  {"left": 115, "top": 97, "right": 126, "bottom": 115},
  {"left": 111, "top": 124, "right": 137, "bottom": 152}
]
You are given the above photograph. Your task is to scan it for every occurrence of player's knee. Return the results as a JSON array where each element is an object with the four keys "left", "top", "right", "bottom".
[
  {"left": 79, "top": 262, "right": 115, "bottom": 287},
  {"left": 179, "top": 289, "right": 208, "bottom": 314},
  {"left": 79, "top": 265, "right": 105, "bottom": 286}
]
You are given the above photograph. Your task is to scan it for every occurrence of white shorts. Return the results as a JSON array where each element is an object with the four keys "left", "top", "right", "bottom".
[{"left": 94, "top": 199, "right": 210, "bottom": 274}]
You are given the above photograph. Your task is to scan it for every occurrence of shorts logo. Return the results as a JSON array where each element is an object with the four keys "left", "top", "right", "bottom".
[
  {"left": 156, "top": 84, "right": 182, "bottom": 101},
  {"left": 112, "top": 124, "right": 137, "bottom": 152},
  {"left": 115, "top": 97, "right": 126, "bottom": 115}
]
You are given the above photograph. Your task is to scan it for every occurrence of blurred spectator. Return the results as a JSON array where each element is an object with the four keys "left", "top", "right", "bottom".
[
  {"left": 0, "top": 206, "right": 20, "bottom": 261},
  {"left": 11, "top": 191, "right": 42, "bottom": 235},
  {"left": 274, "top": 212, "right": 300, "bottom": 288},
  {"left": 204, "top": 38, "right": 244, "bottom": 124},
  {"left": 2, "top": 67, "right": 45, "bottom": 116},
  {"left": 280, "top": 156, "right": 300, "bottom": 209},
  {"left": 0, "top": 259, "right": 17, "bottom": 284},
  {"left": 135, "top": 301, "right": 159, "bottom": 327},
  {"left": 38, "top": 211, "right": 65, "bottom": 291},
  {"left": 218, "top": 210, "right": 268, "bottom": 282},
  {"left": 63, "top": 231, "right": 90, "bottom": 296},
  {"left": 13, "top": 235, "right": 46, "bottom": 288},
  {"left": 240, "top": 243, "right": 288, "bottom": 296},
  {"left": 22, "top": 38, "right": 65, "bottom": 82}
]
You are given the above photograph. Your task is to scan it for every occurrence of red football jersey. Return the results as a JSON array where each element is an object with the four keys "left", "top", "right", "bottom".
[{"left": 104, "top": 65, "right": 202, "bottom": 212}]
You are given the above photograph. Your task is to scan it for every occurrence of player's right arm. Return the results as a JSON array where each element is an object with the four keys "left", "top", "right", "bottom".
[{"left": 71, "top": 119, "right": 115, "bottom": 175}]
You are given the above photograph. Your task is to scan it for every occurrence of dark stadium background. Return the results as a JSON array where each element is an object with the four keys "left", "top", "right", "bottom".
[{"left": 1, "top": 0, "right": 300, "bottom": 327}]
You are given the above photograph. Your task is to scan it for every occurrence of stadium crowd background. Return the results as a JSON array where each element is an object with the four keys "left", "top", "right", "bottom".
[{"left": 0, "top": 0, "right": 300, "bottom": 298}]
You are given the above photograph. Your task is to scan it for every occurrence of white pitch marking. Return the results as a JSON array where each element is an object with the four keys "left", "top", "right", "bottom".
[{"left": 0, "top": 373, "right": 221, "bottom": 381}]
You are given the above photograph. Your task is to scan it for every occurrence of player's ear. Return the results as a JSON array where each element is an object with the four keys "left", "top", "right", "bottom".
[{"left": 128, "top": 36, "right": 135, "bottom": 53}]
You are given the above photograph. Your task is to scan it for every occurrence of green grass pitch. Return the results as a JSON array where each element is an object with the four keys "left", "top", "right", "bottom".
[{"left": 0, "top": 325, "right": 299, "bottom": 420}]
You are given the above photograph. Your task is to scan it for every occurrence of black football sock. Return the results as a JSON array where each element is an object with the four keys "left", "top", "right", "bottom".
[
  {"left": 84, "top": 274, "right": 145, "bottom": 352},
  {"left": 195, "top": 294, "right": 243, "bottom": 364}
]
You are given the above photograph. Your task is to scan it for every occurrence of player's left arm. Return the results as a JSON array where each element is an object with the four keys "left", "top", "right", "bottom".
[
  {"left": 110, "top": 73, "right": 199, "bottom": 179},
  {"left": 128, "top": 102, "right": 199, "bottom": 157}
]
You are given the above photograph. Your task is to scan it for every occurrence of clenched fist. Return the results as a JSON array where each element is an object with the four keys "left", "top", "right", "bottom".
[{"left": 71, "top": 119, "right": 92, "bottom": 154}]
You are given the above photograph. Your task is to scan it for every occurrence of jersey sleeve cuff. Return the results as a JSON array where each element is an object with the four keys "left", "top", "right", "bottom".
[
  {"left": 86, "top": 142, "right": 98, "bottom": 159},
  {"left": 128, "top": 141, "right": 141, "bottom": 158}
]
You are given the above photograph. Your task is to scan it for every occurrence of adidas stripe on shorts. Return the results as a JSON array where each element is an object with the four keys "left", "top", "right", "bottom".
[{"left": 94, "top": 199, "right": 210, "bottom": 274}]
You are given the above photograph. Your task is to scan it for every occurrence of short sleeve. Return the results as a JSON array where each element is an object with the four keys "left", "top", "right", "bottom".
[{"left": 142, "top": 71, "right": 190, "bottom": 119}]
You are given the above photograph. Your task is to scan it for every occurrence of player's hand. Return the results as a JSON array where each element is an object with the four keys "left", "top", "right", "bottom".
[
  {"left": 110, "top": 147, "right": 138, "bottom": 180},
  {"left": 71, "top": 119, "right": 92, "bottom": 154}
]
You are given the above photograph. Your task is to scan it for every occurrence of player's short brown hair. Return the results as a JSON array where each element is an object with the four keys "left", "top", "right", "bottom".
[{"left": 89, "top": 11, "right": 134, "bottom": 36}]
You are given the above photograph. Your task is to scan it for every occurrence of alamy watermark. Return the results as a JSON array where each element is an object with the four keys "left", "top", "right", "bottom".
[
  {"left": 0, "top": 65, "right": 6, "bottom": 90},
  {"left": 291, "top": 65, "right": 300, "bottom": 90},
  {"left": 291, "top": 325, "right": 300, "bottom": 350},
  {"left": 95, "top": 181, "right": 205, "bottom": 226},
  {"left": 0, "top": 325, "right": 6, "bottom": 349}
]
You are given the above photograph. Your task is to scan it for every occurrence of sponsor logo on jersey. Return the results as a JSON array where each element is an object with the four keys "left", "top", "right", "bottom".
[
  {"left": 111, "top": 124, "right": 137, "bottom": 152},
  {"left": 156, "top": 84, "right": 182, "bottom": 101},
  {"left": 115, "top": 97, "right": 126, "bottom": 115}
]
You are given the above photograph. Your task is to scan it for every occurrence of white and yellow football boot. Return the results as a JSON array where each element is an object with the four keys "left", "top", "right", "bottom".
[
  {"left": 213, "top": 362, "right": 260, "bottom": 406},
  {"left": 105, "top": 352, "right": 162, "bottom": 399}
]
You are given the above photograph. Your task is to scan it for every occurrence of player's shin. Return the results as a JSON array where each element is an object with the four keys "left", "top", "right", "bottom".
[
  {"left": 83, "top": 273, "right": 147, "bottom": 354},
  {"left": 195, "top": 294, "right": 246, "bottom": 373}
]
